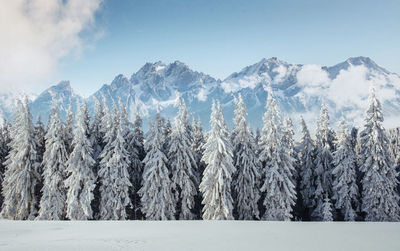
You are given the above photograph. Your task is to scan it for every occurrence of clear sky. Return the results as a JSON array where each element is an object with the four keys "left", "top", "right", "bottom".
[{"left": 2, "top": 0, "right": 399, "bottom": 96}]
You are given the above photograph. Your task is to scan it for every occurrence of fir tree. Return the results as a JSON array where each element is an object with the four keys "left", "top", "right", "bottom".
[
  {"left": 259, "top": 87, "right": 296, "bottom": 221},
  {"left": 232, "top": 94, "right": 261, "bottom": 220},
  {"left": 322, "top": 194, "right": 333, "bottom": 222},
  {"left": 0, "top": 99, "right": 40, "bottom": 220},
  {"left": 98, "top": 109, "right": 132, "bottom": 220},
  {"left": 64, "top": 102, "right": 96, "bottom": 220},
  {"left": 191, "top": 116, "right": 205, "bottom": 218},
  {"left": 37, "top": 104, "right": 68, "bottom": 220},
  {"left": 312, "top": 103, "right": 334, "bottom": 220},
  {"left": 298, "top": 118, "right": 315, "bottom": 215},
  {"left": 168, "top": 96, "right": 198, "bottom": 220},
  {"left": 0, "top": 122, "right": 11, "bottom": 210},
  {"left": 332, "top": 119, "right": 359, "bottom": 221},
  {"left": 139, "top": 112, "right": 176, "bottom": 220},
  {"left": 359, "top": 88, "right": 400, "bottom": 221},
  {"left": 200, "top": 101, "right": 235, "bottom": 220}
]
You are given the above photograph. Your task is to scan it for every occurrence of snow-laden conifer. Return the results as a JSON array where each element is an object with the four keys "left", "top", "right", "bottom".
[
  {"left": 64, "top": 102, "right": 96, "bottom": 220},
  {"left": 359, "top": 88, "right": 400, "bottom": 221},
  {"left": 298, "top": 118, "right": 315, "bottom": 211},
  {"left": 200, "top": 101, "right": 235, "bottom": 220},
  {"left": 64, "top": 103, "right": 74, "bottom": 154},
  {"left": 0, "top": 122, "right": 10, "bottom": 209},
  {"left": 312, "top": 103, "right": 334, "bottom": 220},
  {"left": 322, "top": 194, "right": 333, "bottom": 222},
  {"left": 139, "top": 112, "right": 176, "bottom": 220},
  {"left": 37, "top": 104, "right": 68, "bottom": 220},
  {"left": 168, "top": 96, "right": 198, "bottom": 220},
  {"left": 331, "top": 119, "right": 359, "bottom": 221},
  {"left": 98, "top": 108, "right": 132, "bottom": 220},
  {"left": 232, "top": 94, "right": 261, "bottom": 220},
  {"left": 0, "top": 99, "right": 40, "bottom": 220},
  {"left": 259, "top": 87, "right": 296, "bottom": 221}
]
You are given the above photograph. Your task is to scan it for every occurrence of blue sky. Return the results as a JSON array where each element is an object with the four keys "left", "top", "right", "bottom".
[{"left": 45, "top": 0, "right": 400, "bottom": 96}]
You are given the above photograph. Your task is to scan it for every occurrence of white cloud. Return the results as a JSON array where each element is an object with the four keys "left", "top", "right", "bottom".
[
  {"left": 273, "top": 64, "right": 287, "bottom": 83},
  {"left": 0, "top": 0, "right": 103, "bottom": 93},
  {"left": 296, "top": 65, "right": 330, "bottom": 88}
]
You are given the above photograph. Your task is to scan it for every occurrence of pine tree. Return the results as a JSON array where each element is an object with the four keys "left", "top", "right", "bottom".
[
  {"left": 33, "top": 115, "right": 46, "bottom": 213},
  {"left": 331, "top": 119, "right": 359, "bottom": 221},
  {"left": 298, "top": 118, "right": 315, "bottom": 215},
  {"left": 232, "top": 94, "right": 261, "bottom": 220},
  {"left": 200, "top": 101, "right": 235, "bottom": 220},
  {"left": 0, "top": 99, "right": 40, "bottom": 220},
  {"left": 37, "top": 104, "right": 68, "bottom": 220},
  {"left": 64, "top": 102, "right": 96, "bottom": 220},
  {"left": 168, "top": 96, "right": 198, "bottom": 220},
  {"left": 359, "top": 88, "right": 400, "bottom": 221},
  {"left": 312, "top": 103, "right": 334, "bottom": 220},
  {"left": 98, "top": 108, "right": 132, "bottom": 220},
  {"left": 128, "top": 112, "right": 145, "bottom": 219},
  {"left": 322, "top": 194, "right": 333, "bottom": 222},
  {"left": 0, "top": 121, "right": 11, "bottom": 210},
  {"left": 191, "top": 116, "right": 205, "bottom": 218},
  {"left": 259, "top": 87, "right": 297, "bottom": 221},
  {"left": 139, "top": 112, "right": 176, "bottom": 220}
]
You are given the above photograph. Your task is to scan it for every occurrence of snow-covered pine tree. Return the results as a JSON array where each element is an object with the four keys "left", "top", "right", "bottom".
[
  {"left": 259, "top": 87, "right": 297, "bottom": 221},
  {"left": 127, "top": 112, "right": 145, "bottom": 219},
  {"left": 64, "top": 103, "right": 74, "bottom": 154},
  {"left": 331, "top": 119, "right": 359, "bottom": 221},
  {"left": 322, "top": 194, "right": 333, "bottom": 222},
  {"left": 89, "top": 97, "right": 105, "bottom": 217},
  {"left": 200, "top": 101, "right": 235, "bottom": 220},
  {"left": 312, "top": 103, "right": 334, "bottom": 221},
  {"left": 37, "top": 104, "right": 68, "bottom": 220},
  {"left": 168, "top": 96, "right": 198, "bottom": 220},
  {"left": 98, "top": 107, "right": 132, "bottom": 220},
  {"left": 139, "top": 111, "right": 176, "bottom": 220},
  {"left": 64, "top": 102, "right": 96, "bottom": 220},
  {"left": 359, "top": 88, "right": 400, "bottom": 221},
  {"left": 191, "top": 116, "right": 205, "bottom": 218},
  {"left": 0, "top": 121, "right": 11, "bottom": 210},
  {"left": 33, "top": 115, "right": 46, "bottom": 213},
  {"left": 298, "top": 117, "right": 315, "bottom": 216},
  {"left": 232, "top": 94, "right": 261, "bottom": 220},
  {"left": 0, "top": 98, "right": 40, "bottom": 220}
]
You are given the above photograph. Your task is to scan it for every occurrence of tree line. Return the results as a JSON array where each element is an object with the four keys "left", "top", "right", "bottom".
[{"left": 0, "top": 86, "right": 399, "bottom": 221}]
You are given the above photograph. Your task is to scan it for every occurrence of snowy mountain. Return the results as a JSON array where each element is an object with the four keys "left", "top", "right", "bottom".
[{"left": 2, "top": 56, "right": 400, "bottom": 133}]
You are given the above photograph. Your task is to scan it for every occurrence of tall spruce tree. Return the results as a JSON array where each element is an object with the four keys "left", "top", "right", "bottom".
[
  {"left": 312, "top": 103, "right": 334, "bottom": 220},
  {"left": 139, "top": 112, "right": 176, "bottom": 220},
  {"left": 98, "top": 108, "right": 132, "bottom": 220},
  {"left": 359, "top": 88, "right": 400, "bottom": 221},
  {"left": 232, "top": 94, "right": 261, "bottom": 220},
  {"left": 37, "top": 104, "right": 68, "bottom": 220},
  {"left": 0, "top": 122, "right": 10, "bottom": 209},
  {"left": 200, "top": 101, "right": 235, "bottom": 220},
  {"left": 259, "top": 87, "right": 296, "bottom": 221},
  {"left": 298, "top": 118, "right": 315, "bottom": 217},
  {"left": 331, "top": 119, "right": 359, "bottom": 221},
  {"left": 64, "top": 102, "right": 96, "bottom": 220},
  {"left": 0, "top": 99, "right": 40, "bottom": 220},
  {"left": 64, "top": 103, "right": 74, "bottom": 154},
  {"left": 168, "top": 96, "right": 198, "bottom": 220}
]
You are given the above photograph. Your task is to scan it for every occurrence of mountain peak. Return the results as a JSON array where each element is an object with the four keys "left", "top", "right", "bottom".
[{"left": 53, "top": 80, "right": 72, "bottom": 91}]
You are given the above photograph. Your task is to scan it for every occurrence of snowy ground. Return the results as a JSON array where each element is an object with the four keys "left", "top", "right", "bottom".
[{"left": 0, "top": 221, "right": 399, "bottom": 251}]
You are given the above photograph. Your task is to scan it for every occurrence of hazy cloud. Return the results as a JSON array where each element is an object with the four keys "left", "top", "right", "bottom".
[{"left": 0, "top": 0, "right": 103, "bottom": 93}]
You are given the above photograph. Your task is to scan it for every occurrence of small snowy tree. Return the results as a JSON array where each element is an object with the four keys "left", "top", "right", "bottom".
[
  {"left": 298, "top": 118, "right": 315, "bottom": 212},
  {"left": 312, "top": 103, "right": 334, "bottom": 220},
  {"left": 322, "top": 194, "right": 333, "bottom": 222},
  {"left": 200, "top": 101, "right": 235, "bottom": 220},
  {"left": 0, "top": 99, "right": 40, "bottom": 220},
  {"left": 98, "top": 109, "right": 132, "bottom": 220},
  {"left": 37, "top": 104, "right": 68, "bottom": 220},
  {"left": 168, "top": 96, "right": 198, "bottom": 220},
  {"left": 331, "top": 119, "right": 359, "bottom": 221},
  {"left": 64, "top": 102, "right": 96, "bottom": 220},
  {"left": 359, "top": 88, "right": 400, "bottom": 221},
  {"left": 139, "top": 112, "right": 176, "bottom": 220},
  {"left": 259, "top": 87, "right": 296, "bottom": 221},
  {"left": 232, "top": 94, "right": 261, "bottom": 220}
]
